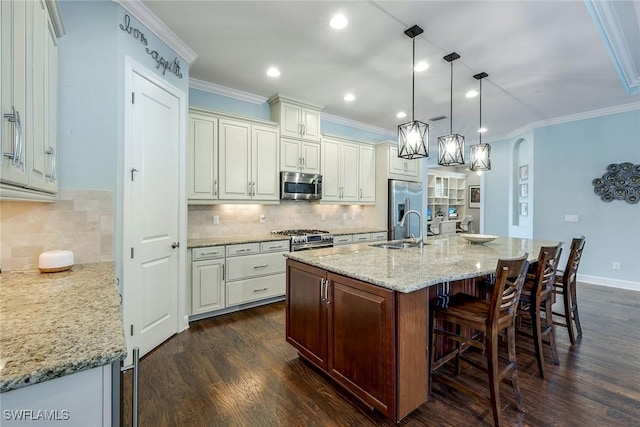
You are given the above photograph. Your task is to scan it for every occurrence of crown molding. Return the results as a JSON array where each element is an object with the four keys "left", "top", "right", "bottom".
[
  {"left": 113, "top": 0, "right": 198, "bottom": 64},
  {"left": 321, "top": 112, "right": 396, "bottom": 138},
  {"left": 45, "top": 0, "right": 66, "bottom": 37},
  {"left": 502, "top": 102, "right": 640, "bottom": 140},
  {"left": 189, "top": 79, "right": 268, "bottom": 105},
  {"left": 586, "top": 0, "right": 640, "bottom": 94}
]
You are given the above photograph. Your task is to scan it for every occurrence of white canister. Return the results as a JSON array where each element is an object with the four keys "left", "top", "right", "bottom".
[{"left": 39, "top": 250, "right": 74, "bottom": 273}]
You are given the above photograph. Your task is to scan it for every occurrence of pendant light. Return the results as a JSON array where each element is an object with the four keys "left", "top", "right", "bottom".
[
  {"left": 469, "top": 72, "right": 491, "bottom": 171},
  {"left": 397, "top": 25, "right": 428, "bottom": 160},
  {"left": 438, "top": 52, "right": 465, "bottom": 166}
]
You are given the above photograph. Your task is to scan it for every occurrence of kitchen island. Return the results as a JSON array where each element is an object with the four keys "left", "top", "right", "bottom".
[
  {"left": 0, "top": 263, "right": 127, "bottom": 426},
  {"left": 284, "top": 234, "right": 558, "bottom": 422}
]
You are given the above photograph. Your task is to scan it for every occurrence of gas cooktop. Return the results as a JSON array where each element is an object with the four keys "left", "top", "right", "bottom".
[{"left": 272, "top": 229, "right": 331, "bottom": 236}]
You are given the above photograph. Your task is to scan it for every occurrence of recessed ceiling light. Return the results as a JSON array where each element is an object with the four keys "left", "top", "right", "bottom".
[
  {"left": 414, "top": 61, "right": 429, "bottom": 72},
  {"left": 266, "top": 67, "right": 280, "bottom": 77},
  {"left": 397, "top": 111, "right": 407, "bottom": 119},
  {"left": 466, "top": 90, "right": 478, "bottom": 98},
  {"left": 330, "top": 14, "right": 348, "bottom": 30},
  {"left": 344, "top": 93, "right": 355, "bottom": 102},
  {"left": 478, "top": 127, "right": 487, "bottom": 133}
]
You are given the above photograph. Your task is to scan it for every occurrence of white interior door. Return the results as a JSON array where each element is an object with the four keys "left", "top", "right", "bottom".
[{"left": 124, "top": 66, "right": 180, "bottom": 359}]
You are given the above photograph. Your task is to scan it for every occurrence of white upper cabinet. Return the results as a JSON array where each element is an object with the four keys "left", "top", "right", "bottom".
[
  {"left": 218, "top": 117, "right": 279, "bottom": 202},
  {"left": 321, "top": 135, "right": 375, "bottom": 204},
  {"left": 1, "top": 0, "right": 61, "bottom": 200},
  {"left": 268, "top": 95, "right": 322, "bottom": 142},
  {"left": 389, "top": 146, "right": 420, "bottom": 179},
  {"left": 188, "top": 113, "right": 218, "bottom": 201},
  {"left": 280, "top": 137, "right": 320, "bottom": 174}
]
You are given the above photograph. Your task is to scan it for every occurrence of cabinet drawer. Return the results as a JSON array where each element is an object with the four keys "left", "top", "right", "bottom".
[
  {"left": 226, "top": 243, "right": 260, "bottom": 257},
  {"left": 261, "top": 240, "right": 290, "bottom": 253},
  {"left": 226, "top": 273, "right": 285, "bottom": 306},
  {"left": 353, "top": 233, "right": 371, "bottom": 243},
  {"left": 226, "top": 252, "right": 286, "bottom": 281},
  {"left": 370, "top": 232, "right": 387, "bottom": 241},
  {"left": 192, "top": 246, "right": 225, "bottom": 260},
  {"left": 333, "top": 235, "right": 353, "bottom": 245}
]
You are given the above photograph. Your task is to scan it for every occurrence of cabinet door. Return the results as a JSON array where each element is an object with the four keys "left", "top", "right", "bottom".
[
  {"left": 29, "top": 0, "right": 47, "bottom": 189},
  {"left": 251, "top": 124, "right": 279, "bottom": 201},
  {"left": 389, "top": 147, "right": 419, "bottom": 178},
  {"left": 321, "top": 138, "right": 341, "bottom": 201},
  {"left": 301, "top": 141, "right": 320, "bottom": 174},
  {"left": 286, "top": 260, "right": 328, "bottom": 370},
  {"left": 192, "top": 259, "right": 225, "bottom": 315},
  {"left": 188, "top": 114, "right": 218, "bottom": 200},
  {"left": 301, "top": 108, "right": 320, "bottom": 142},
  {"left": 358, "top": 145, "right": 375, "bottom": 202},
  {"left": 219, "top": 118, "right": 251, "bottom": 200},
  {"left": 340, "top": 142, "right": 359, "bottom": 202},
  {"left": 280, "top": 137, "right": 302, "bottom": 172},
  {"left": 281, "top": 103, "right": 302, "bottom": 138},
  {"left": 1, "top": 0, "right": 29, "bottom": 187},
  {"left": 327, "top": 273, "right": 396, "bottom": 418},
  {"left": 43, "top": 15, "right": 57, "bottom": 192}
]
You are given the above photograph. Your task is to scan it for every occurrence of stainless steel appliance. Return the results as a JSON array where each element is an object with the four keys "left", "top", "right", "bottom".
[
  {"left": 388, "top": 179, "right": 424, "bottom": 240},
  {"left": 280, "top": 171, "right": 322, "bottom": 200},
  {"left": 272, "top": 229, "right": 333, "bottom": 251}
]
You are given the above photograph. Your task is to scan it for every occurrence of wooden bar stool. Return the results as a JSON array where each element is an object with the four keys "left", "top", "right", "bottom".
[
  {"left": 517, "top": 243, "right": 563, "bottom": 378},
  {"left": 552, "top": 236, "right": 586, "bottom": 345},
  {"left": 430, "top": 254, "right": 529, "bottom": 427}
]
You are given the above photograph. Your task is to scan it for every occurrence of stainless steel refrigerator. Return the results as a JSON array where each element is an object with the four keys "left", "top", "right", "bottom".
[{"left": 388, "top": 179, "right": 423, "bottom": 240}]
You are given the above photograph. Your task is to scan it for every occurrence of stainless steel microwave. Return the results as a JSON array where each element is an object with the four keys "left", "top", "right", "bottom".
[{"left": 280, "top": 172, "right": 322, "bottom": 200}]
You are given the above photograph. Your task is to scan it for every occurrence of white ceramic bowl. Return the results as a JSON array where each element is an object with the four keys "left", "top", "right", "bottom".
[{"left": 462, "top": 234, "right": 499, "bottom": 244}]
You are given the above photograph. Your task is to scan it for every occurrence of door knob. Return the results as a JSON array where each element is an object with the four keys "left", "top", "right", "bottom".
[{"left": 171, "top": 242, "right": 180, "bottom": 249}]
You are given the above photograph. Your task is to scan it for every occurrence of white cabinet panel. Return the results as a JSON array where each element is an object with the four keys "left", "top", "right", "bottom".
[
  {"left": 321, "top": 138, "right": 341, "bottom": 200},
  {"left": 188, "top": 114, "right": 218, "bottom": 200},
  {"left": 322, "top": 136, "right": 375, "bottom": 204},
  {"left": 333, "top": 235, "right": 354, "bottom": 246},
  {"left": 300, "top": 108, "right": 320, "bottom": 141},
  {"left": 353, "top": 233, "right": 371, "bottom": 243},
  {"left": 192, "top": 259, "right": 225, "bottom": 315},
  {"left": 227, "top": 273, "right": 285, "bottom": 306},
  {"left": 219, "top": 118, "right": 251, "bottom": 200},
  {"left": 252, "top": 125, "right": 279, "bottom": 201},
  {"left": 389, "top": 146, "right": 420, "bottom": 179},
  {"left": 226, "top": 252, "right": 286, "bottom": 281},
  {"left": 358, "top": 144, "right": 375, "bottom": 202}
]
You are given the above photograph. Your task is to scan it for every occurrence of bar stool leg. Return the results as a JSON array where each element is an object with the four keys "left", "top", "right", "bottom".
[
  {"left": 486, "top": 330, "right": 501, "bottom": 427},
  {"left": 563, "top": 284, "right": 576, "bottom": 345},
  {"left": 570, "top": 281, "right": 583, "bottom": 338},
  {"left": 531, "top": 302, "right": 546, "bottom": 378},
  {"left": 507, "top": 324, "right": 523, "bottom": 411},
  {"left": 545, "top": 298, "right": 560, "bottom": 365}
]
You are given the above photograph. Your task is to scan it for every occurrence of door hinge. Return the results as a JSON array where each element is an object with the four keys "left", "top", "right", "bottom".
[
  {"left": 130, "top": 247, "right": 134, "bottom": 259},
  {"left": 130, "top": 324, "right": 134, "bottom": 336},
  {"left": 131, "top": 92, "right": 135, "bottom": 104}
]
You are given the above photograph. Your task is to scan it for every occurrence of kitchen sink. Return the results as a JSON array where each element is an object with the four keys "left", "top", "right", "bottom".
[{"left": 369, "top": 241, "right": 424, "bottom": 249}]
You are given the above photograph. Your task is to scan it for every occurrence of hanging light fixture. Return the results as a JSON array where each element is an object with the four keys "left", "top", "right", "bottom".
[
  {"left": 438, "top": 52, "right": 465, "bottom": 166},
  {"left": 398, "top": 25, "right": 428, "bottom": 159},
  {"left": 469, "top": 72, "right": 491, "bottom": 171}
]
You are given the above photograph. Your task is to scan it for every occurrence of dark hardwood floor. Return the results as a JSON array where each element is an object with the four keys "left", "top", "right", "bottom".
[{"left": 122, "top": 283, "right": 640, "bottom": 426}]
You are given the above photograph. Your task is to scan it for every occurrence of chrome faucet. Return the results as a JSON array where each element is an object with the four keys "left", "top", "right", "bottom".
[{"left": 399, "top": 209, "right": 424, "bottom": 248}]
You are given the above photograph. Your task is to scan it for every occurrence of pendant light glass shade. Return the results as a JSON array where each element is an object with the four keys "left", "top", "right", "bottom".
[
  {"left": 469, "top": 72, "right": 491, "bottom": 171},
  {"left": 438, "top": 52, "right": 464, "bottom": 166},
  {"left": 397, "top": 25, "right": 429, "bottom": 160}
]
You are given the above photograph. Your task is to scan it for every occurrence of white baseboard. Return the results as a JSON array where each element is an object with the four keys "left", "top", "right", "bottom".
[{"left": 578, "top": 274, "right": 640, "bottom": 292}]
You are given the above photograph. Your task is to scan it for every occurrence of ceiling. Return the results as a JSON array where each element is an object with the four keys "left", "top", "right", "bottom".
[{"left": 141, "top": 0, "right": 640, "bottom": 148}]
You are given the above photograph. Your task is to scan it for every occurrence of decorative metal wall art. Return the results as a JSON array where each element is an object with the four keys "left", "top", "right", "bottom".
[{"left": 592, "top": 163, "right": 640, "bottom": 204}]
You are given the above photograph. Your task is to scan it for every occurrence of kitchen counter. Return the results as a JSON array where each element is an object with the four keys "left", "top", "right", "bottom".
[
  {"left": 284, "top": 234, "right": 559, "bottom": 293},
  {"left": 188, "top": 234, "right": 287, "bottom": 248},
  {"left": 0, "top": 262, "right": 126, "bottom": 393}
]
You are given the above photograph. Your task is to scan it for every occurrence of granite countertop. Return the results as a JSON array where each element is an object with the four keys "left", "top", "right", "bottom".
[
  {"left": 285, "top": 234, "right": 559, "bottom": 293},
  {"left": 0, "top": 262, "right": 127, "bottom": 393},
  {"left": 188, "top": 234, "right": 288, "bottom": 248},
  {"left": 329, "top": 227, "right": 387, "bottom": 235}
]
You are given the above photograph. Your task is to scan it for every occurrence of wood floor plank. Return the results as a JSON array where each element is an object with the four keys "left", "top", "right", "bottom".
[{"left": 122, "top": 283, "right": 640, "bottom": 426}]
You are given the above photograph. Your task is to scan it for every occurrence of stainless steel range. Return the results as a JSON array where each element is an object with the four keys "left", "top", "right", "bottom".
[{"left": 272, "top": 229, "right": 334, "bottom": 251}]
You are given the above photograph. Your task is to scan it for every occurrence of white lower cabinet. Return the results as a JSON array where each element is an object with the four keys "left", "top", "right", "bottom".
[
  {"left": 0, "top": 364, "right": 114, "bottom": 427},
  {"left": 333, "top": 234, "right": 354, "bottom": 246},
  {"left": 335, "top": 232, "right": 387, "bottom": 246},
  {"left": 370, "top": 231, "right": 387, "bottom": 241},
  {"left": 190, "top": 240, "right": 288, "bottom": 319}
]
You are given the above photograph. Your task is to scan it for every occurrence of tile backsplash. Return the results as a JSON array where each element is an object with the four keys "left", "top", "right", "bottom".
[
  {"left": 188, "top": 201, "right": 377, "bottom": 239},
  {"left": 0, "top": 189, "right": 113, "bottom": 271}
]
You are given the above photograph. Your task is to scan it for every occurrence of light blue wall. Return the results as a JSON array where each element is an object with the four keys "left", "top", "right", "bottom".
[
  {"left": 58, "top": 1, "right": 188, "bottom": 190},
  {"left": 485, "top": 110, "right": 640, "bottom": 284},
  {"left": 189, "top": 89, "right": 270, "bottom": 120},
  {"left": 321, "top": 120, "right": 392, "bottom": 144}
]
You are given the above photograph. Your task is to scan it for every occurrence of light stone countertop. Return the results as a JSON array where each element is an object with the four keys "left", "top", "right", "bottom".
[
  {"left": 284, "top": 234, "right": 560, "bottom": 293},
  {"left": 188, "top": 234, "right": 287, "bottom": 248},
  {"left": 0, "top": 262, "right": 127, "bottom": 393}
]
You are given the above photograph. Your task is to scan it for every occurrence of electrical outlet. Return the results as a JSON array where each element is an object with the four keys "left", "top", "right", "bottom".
[
  {"left": 213, "top": 215, "right": 219, "bottom": 225},
  {"left": 564, "top": 214, "right": 579, "bottom": 223},
  {"left": 321, "top": 213, "right": 326, "bottom": 221},
  {"left": 612, "top": 262, "right": 621, "bottom": 270},
  {"left": 259, "top": 215, "right": 266, "bottom": 224}
]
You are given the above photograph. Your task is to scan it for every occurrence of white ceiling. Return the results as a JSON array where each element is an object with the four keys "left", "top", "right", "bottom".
[{"left": 141, "top": 0, "right": 640, "bottom": 147}]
